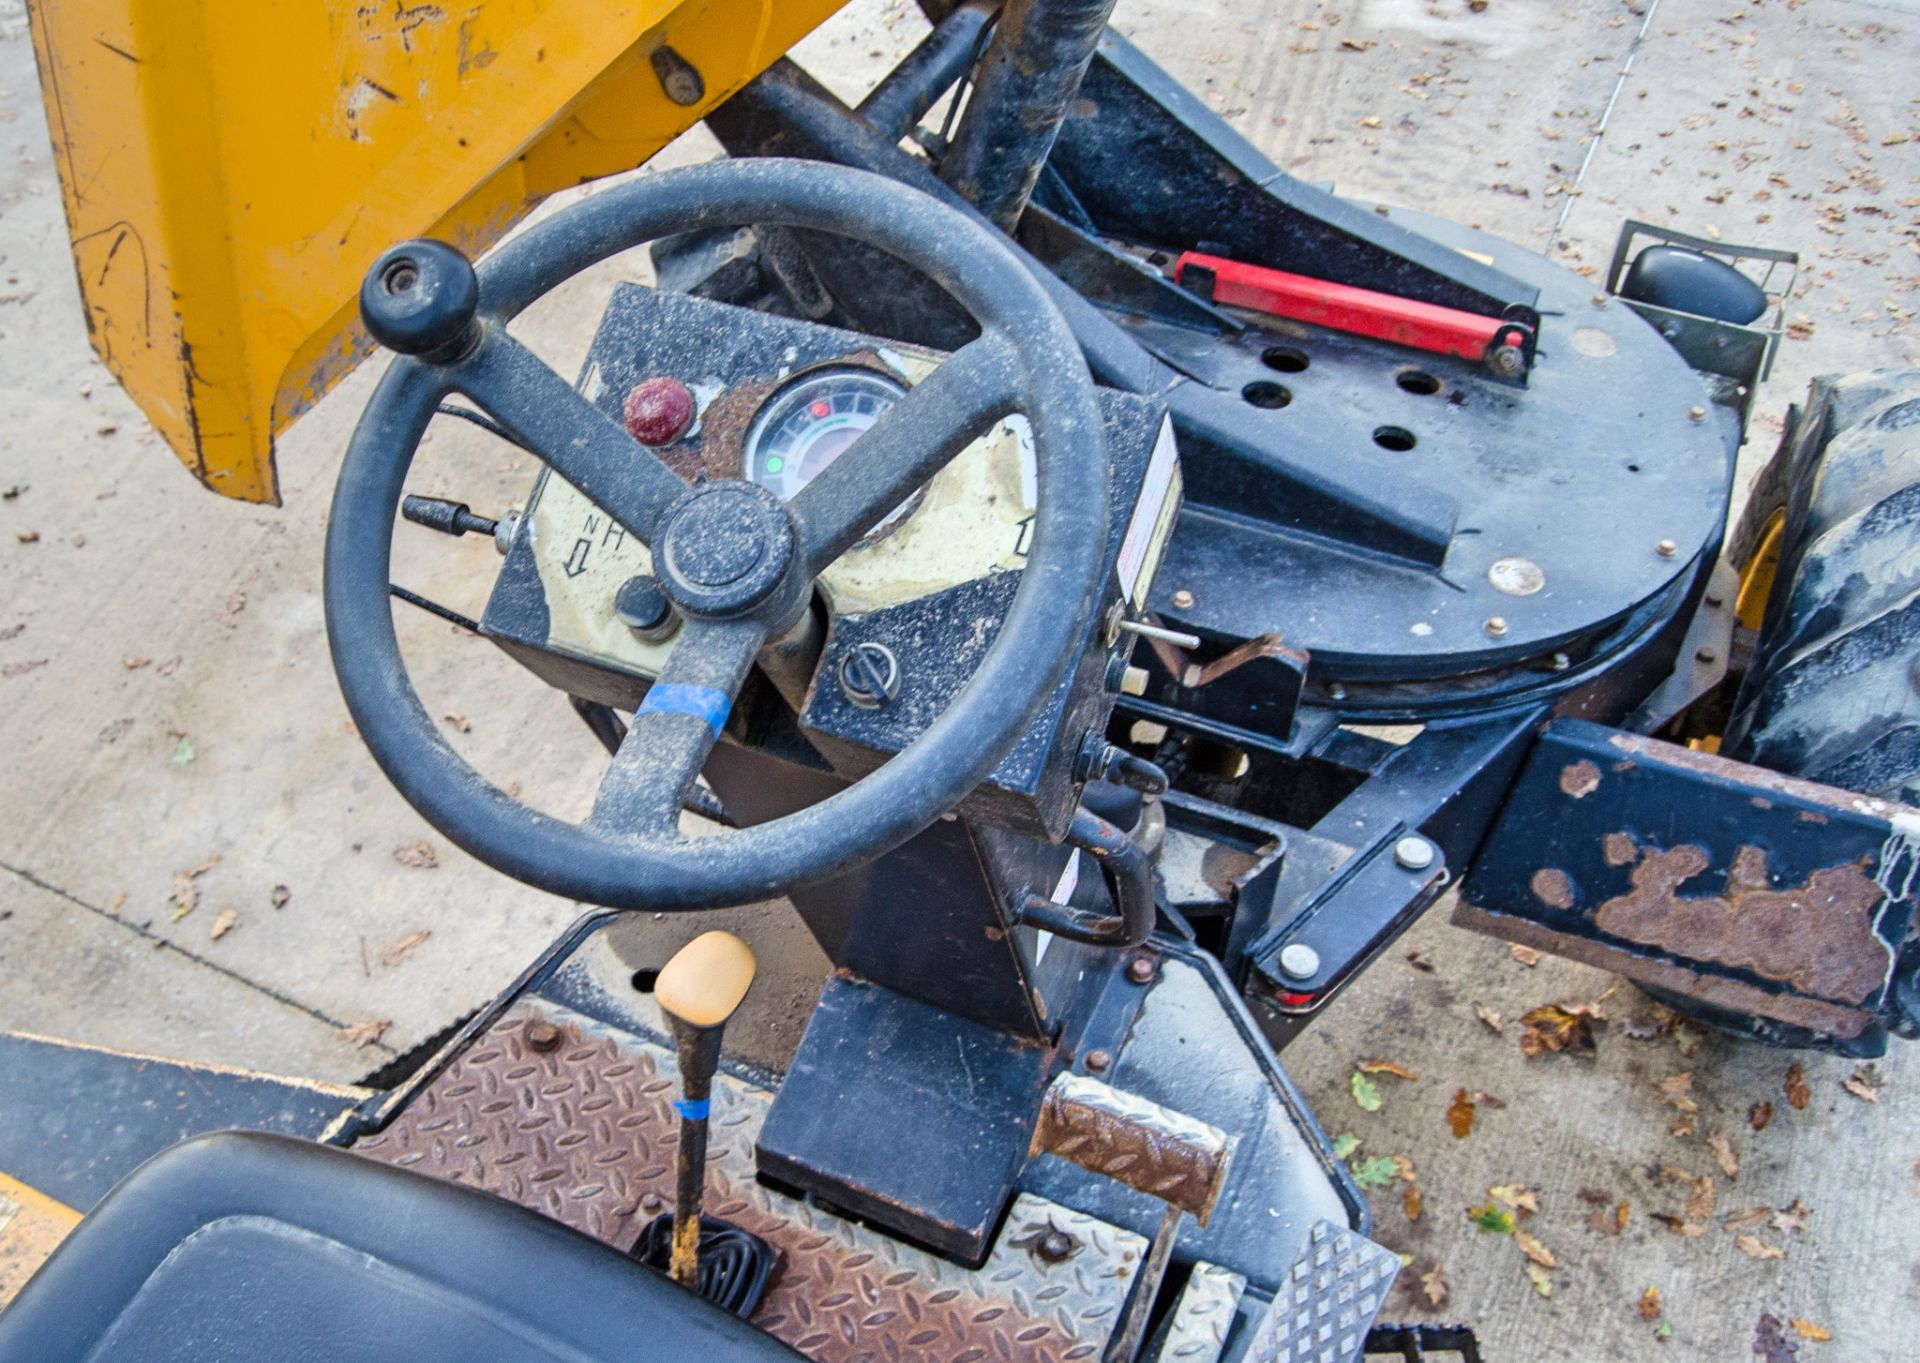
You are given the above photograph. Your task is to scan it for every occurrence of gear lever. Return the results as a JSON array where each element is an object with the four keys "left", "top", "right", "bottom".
[{"left": 653, "top": 930, "right": 758, "bottom": 1289}]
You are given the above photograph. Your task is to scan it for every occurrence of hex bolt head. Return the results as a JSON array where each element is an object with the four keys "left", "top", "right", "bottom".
[
  {"left": 1687, "top": 405, "right": 1708, "bottom": 422},
  {"left": 1126, "top": 956, "right": 1158, "bottom": 985},
  {"left": 1171, "top": 589, "right": 1195, "bottom": 610},
  {"left": 1394, "top": 835, "right": 1436, "bottom": 871},
  {"left": 525, "top": 1019, "right": 563, "bottom": 1053},
  {"left": 1656, "top": 539, "right": 1678, "bottom": 558},
  {"left": 1551, "top": 652, "right": 1572, "bottom": 671},
  {"left": 1484, "top": 616, "right": 1509, "bottom": 637},
  {"left": 1084, "top": 1048, "right": 1113, "bottom": 1073},
  {"left": 1277, "top": 943, "right": 1321, "bottom": 981}
]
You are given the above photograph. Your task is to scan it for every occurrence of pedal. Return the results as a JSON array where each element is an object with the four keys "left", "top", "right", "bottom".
[{"left": 1242, "top": 1219, "right": 1401, "bottom": 1363}]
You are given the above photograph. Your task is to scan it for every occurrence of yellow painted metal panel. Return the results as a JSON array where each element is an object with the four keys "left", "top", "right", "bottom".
[
  {"left": 29, "top": 0, "right": 845, "bottom": 504},
  {"left": 0, "top": 1171, "right": 79, "bottom": 1309}
]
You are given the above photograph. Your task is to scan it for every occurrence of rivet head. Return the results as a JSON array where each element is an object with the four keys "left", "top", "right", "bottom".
[
  {"left": 1327, "top": 681, "right": 1348, "bottom": 701},
  {"left": 1036, "top": 1230, "right": 1077, "bottom": 1263},
  {"left": 1171, "top": 589, "right": 1195, "bottom": 610},
  {"left": 1394, "top": 836, "right": 1436, "bottom": 871},
  {"left": 1484, "top": 616, "right": 1509, "bottom": 637},
  {"left": 1687, "top": 405, "right": 1708, "bottom": 422},
  {"left": 525, "top": 1019, "right": 563, "bottom": 1053},
  {"left": 1696, "top": 646, "right": 1719, "bottom": 664},
  {"left": 1126, "top": 956, "right": 1158, "bottom": 985},
  {"left": 1084, "top": 1048, "right": 1113, "bottom": 1073},
  {"left": 1656, "top": 539, "right": 1678, "bottom": 558},
  {"left": 1278, "top": 943, "right": 1322, "bottom": 980}
]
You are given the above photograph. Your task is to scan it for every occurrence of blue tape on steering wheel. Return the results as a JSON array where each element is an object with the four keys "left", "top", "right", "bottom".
[
  {"left": 636, "top": 683, "right": 731, "bottom": 740},
  {"left": 673, "top": 1097, "right": 711, "bottom": 1121}
]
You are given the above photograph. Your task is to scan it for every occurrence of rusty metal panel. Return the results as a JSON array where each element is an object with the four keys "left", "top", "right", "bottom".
[
  {"left": 28, "top": 0, "right": 847, "bottom": 505},
  {"left": 1457, "top": 719, "right": 1920, "bottom": 1041},
  {"left": 355, "top": 1002, "right": 1149, "bottom": 1363}
]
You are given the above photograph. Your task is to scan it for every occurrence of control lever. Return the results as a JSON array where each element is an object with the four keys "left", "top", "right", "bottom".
[
  {"left": 653, "top": 931, "right": 758, "bottom": 1289},
  {"left": 1026, "top": 1072, "right": 1234, "bottom": 1363},
  {"left": 401, "top": 494, "right": 518, "bottom": 554}
]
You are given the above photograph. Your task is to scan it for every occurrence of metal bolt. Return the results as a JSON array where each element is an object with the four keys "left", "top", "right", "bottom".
[
  {"left": 1394, "top": 836, "right": 1435, "bottom": 871},
  {"left": 525, "top": 1019, "right": 563, "bottom": 1053},
  {"left": 1551, "top": 652, "right": 1572, "bottom": 671},
  {"left": 649, "top": 44, "right": 706, "bottom": 106},
  {"left": 1687, "top": 405, "right": 1708, "bottom": 422},
  {"left": 1326, "top": 681, "right": 1348, "bottom": 702},
  {"left": 1591, "top": 293, "right": 1611, "bottom": 308},
  {"left": 1171, "top": 589, "right": 1195, "bottom": 610},
  {"left": 1656, "top": 539, "right": 1678, "bottom": 558},
  {"left": 837, "top": 641, "right": 900, "bottom": 709},
  {"left": 1036, "top": 1230, "right": 1077, "bottom": 1263},
  {"left": 1484, "top": 616, "right": 1509, "bottom": 637},
  {"left": 1084, "top": 1048, "right": 1113, "bottom": 1073},
  {"left": 1277, "top": 943, "right": 1321, "bottom": 981},
  {"left": 1126, "top": 956, "right": 1158, "bottom": 985},
  {"left": 1488, "top": 345, "right": 1526, "bottom": 380},
  {"left": 1696, "top": 646, "right": 1719, "bottom": 664},
  {"left": 1704, "top": 592, "right": 1724, "bottom": 608}
]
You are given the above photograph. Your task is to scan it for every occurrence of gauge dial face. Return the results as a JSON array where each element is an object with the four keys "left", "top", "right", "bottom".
[{"left": 743, "top": 368, "right": 912, "bottom": 529}]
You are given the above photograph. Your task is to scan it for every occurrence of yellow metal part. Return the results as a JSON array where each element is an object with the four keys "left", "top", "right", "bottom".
[
  {"left": 0, "top": 1171, "right": 80, "bottom": 1308},
  {"left": 1735, "top": 507, "right": 1787, "bottom": 631},
  {"left": 29, "top": 0, "right": 846, "bottom": 505}
]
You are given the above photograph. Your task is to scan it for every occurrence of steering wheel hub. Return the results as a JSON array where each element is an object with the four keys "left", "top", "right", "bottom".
[{"left": 657, "top": 482, "right": 796, "bottom": 616}]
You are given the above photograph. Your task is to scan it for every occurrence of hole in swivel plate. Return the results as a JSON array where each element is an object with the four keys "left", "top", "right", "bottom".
[
  {"left": 1373, "top": 425, "right": 1417, "bottom": 452},
  {"left": 1242, "top": 381, "right": 1291, "bottom": 409},
  {"left": 1395, "top": 369, "right": 1442, "bottom": 395},
  {"left": 1261, "top": 345, "right": 1310, "bottom": 373}
]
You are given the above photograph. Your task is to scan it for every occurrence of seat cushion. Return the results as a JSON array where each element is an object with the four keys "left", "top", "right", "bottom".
[{"left": 0, "top": 1131, "right": 802, "bottom": 1363}]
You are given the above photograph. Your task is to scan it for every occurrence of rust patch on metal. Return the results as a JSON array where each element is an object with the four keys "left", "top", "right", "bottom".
[
  {"left": 1603, "top": 832, "right": 1638, "bottom": 866},
  {"left": 1604, "top": 729, "right": 1910, "bottom": 820},
  {"left": 1530, "top": 868, "right": 1575, "bottom": 909},
  {"left": 1559, "top": 760, "right": 1601, "bottom": 799},
  {"left": 1452, "top": 900, "right": 1874, "bottom": 1038},
  {"left": 1592, "top": 843, "right": 1891, "bottom": 1004},
  {"left": 357, "top": 1008, "right": 1132, "bottom": 1363}
]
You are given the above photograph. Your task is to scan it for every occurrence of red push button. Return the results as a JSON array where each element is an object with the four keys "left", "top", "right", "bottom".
[{"left": 623, "top": 376, "right": 695, "bottom": 446}]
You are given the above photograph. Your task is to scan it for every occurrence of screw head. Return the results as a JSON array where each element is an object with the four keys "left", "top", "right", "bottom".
[
  {"left": 1394, "top": 835, "right": 1436, "bottom": 871},
  {"left": 1084, "top": 1048, "right": 1113, "bottom": 1073},
  {"left": 1126, "top": 956, "right": 1158, "bottom": 985},
  {"left": 525, "top": 1019, "right": 563, "bottom": 1053},
  {"left": 1036, "top": 1230, "right": 1076, "bottom": 1263},
  {"left": 1656, "top": 539, "right": 1678, "bottom": 558},
  {"left": 1327, "top": 681, "right": 1348, "bottom": 702},
  {"left": 1484, "top": 616, "right": 1509, "bottom": 637},
  {"left": 1551, "top": 651, "right": 1572, "bottom": 671},
  {"left": 1278, "top": 943, "right": 1321, "bottom": 981},
  {"left": 1171, "top": 589, "right": 1195, "bottom": 610}
]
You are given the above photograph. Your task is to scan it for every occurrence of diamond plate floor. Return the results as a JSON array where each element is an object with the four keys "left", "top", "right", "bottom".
[{"left": 354, "top": 1001, "right": 1146, "bottom": 1363}]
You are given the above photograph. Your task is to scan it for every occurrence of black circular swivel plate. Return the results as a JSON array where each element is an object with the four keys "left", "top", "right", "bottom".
[{"left": 325, "top": 159, "right": 1110, "bottom": 910}]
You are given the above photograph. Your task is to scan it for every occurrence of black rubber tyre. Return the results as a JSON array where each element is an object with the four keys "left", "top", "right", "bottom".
[{"left": 1722, "top": 369, "right": 1920, "bottom": 804}]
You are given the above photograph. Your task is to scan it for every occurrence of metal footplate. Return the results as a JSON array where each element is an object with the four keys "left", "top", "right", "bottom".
[
  {"left": 1242, "top": 1220, "right": 1402, "bottom": 1363},
  {"left": 353, "top": 1001, "right": 1149, "bottom": 1363}
]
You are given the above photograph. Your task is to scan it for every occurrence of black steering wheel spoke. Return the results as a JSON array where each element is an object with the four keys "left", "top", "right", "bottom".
[
  {"left": 791, "top": 334, "right": 1021, "bottom": 575},
  {"left": 589, "top": 618, "right": 766, "bottom": 838},
  {"left": 455, "top": 329, "right": 688, "bottom": 546}
]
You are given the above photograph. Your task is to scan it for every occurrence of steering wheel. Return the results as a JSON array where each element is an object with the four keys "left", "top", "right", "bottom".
[{"left": 325, "top": 159, "right": 1109, "bottom": 910}]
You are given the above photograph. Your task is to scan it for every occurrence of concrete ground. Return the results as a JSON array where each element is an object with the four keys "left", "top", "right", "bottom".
[{"left": 0, "top": 0, "right": 1915, "bottom": 1357}]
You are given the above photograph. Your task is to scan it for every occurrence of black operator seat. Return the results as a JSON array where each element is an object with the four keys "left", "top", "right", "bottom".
[{"left": 0, "top": 1131, "right": 803, "bottom": 1363}]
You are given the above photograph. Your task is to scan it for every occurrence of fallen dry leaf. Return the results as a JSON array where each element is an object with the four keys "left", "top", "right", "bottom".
[
  {"left": 1404, "top": 1186, "right": 1423, "bottom": 1221},
  {"left": 1687, "top": 1174, "right": 1717, "bottom": 1226},
  {"left": 1473, "top": 1090, "right": 1508, "bottom": 1110},
  {"left": 1588, "top": 1200, "right": 1630, "bottom": 1236},
  {"left": 443, "top": 711, "right": 472, "bottom": 733},
  {"left": 1420, "top": 1264, "right": 1448, "bottom": 1308},
  {"left": 1651, "top": 1213, "right": 1708, "bottom": 1237},
  {"left": 1392, "top": 1155, "right": 1417, "bottom": 1183},
  {"left": 122, "top": 655, "right": 150, "bottom": 670},
  {"left": 270, "top": 884, "right": 291, "bottom": 909},
  {"left": 392, "top": 841, "right": 439, "bottom": 869},
  {"left": 1789, "top": 1319, "right": 1831, "bottom": 1342},
  {"left": 1490, "top": 1183, "right": 1539, "bottom": 1219},
  {"left": 1784, "top": 1063, "right": 1811, "bottom": 1110},
  {"left": 1755, "top": 1313, "right": 1798, "bottom": 1363},
  {"left": 1841, "top": 1065, "right": 1881, "bottom": 1103},
  {"left": 1405, "top": 949, "right": 1436, "bottom": 973},
  {"left": 1735, "top": 1234, "right": 1786, "bottom": 1261},
  {"left": 168, "top": 852, "right": 222, "bottom": 920},
  {"left": 1708, "top": 1131, "right": 1739, "bottom": 1180},
  {"left": 1722, "top": 1206, "right": 1771, "bottom": 1233},
  {"left": 1524, "top": 1263, "right": 1553, "bottom": 1297},
  {"left": 1448, "top": 1088, "right": 1476, "bottom": 1139},
  {"left": 1639, "top": 1286, "right": 1662, "bottom": 1320},
  {"left": 1519, "top": 1004, "right": 1596, "bottom": 1058},
  {"left": 1749, "top": 1100, "right": 1773, "bottom": 1132},
  {"left": 1360, "top": 1059, "right": 1419, "bottom": 1080},
  {"left": 1655, "top": 1071, "right": 1699, "bottom": 1113},
  {"left": 1509, "top": 944, "right": 1541, "bottom": 967},
  {"left": 1514, "top": 1230, "right": 1556, "bottom": 1268},
  {"left": 379, "top": 930, "right": 432, "bottom": 967},
  {"left": 1772, "top": 1199, "right": 1811, "bottom": 1235},
  {"left": 1474, "top": 1003, "right": 1505, "bottom": 1034},
  {"left": 209, "top": 906, "right": 239, "bottom": 941},
  {"left": 339, "top": 1019, "right": 392, "bottom": 1048}
]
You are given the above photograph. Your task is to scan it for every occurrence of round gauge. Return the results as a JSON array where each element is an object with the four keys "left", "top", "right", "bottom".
[{"left": 742, "top": 368, "right": 913, "bottom": 530}]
